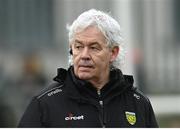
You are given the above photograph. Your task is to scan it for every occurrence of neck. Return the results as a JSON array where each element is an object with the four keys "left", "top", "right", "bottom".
[{"left": 88, "top": 71, "right": 110, "bottom": 90}]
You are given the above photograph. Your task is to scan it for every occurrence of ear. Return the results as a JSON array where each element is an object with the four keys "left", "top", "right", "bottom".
[{"left": 110, "top": 46, "right": 119, "bottom": 62}]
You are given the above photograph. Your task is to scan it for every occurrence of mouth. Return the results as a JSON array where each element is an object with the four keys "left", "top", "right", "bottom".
[{"left": 78, "top": 65, "right": 94, "bottom": 71}]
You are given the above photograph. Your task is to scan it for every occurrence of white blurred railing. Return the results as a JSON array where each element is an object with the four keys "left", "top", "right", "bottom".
[{"left": 149, "top": 95, "right": 180, "bottom": 115}]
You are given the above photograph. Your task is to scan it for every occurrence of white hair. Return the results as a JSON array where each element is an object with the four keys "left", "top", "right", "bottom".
[{"left": 67, "top": 9, "right": 125, "bottom": 68}]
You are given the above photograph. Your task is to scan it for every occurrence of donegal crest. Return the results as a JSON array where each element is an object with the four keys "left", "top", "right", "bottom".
[{"left": 125, "top": 111, "right": 136, "bottom": 125}]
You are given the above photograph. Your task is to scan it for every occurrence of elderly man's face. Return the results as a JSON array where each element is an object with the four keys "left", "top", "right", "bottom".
[{"left": 71, "top": 26, "right": 119, "bottom": 83}]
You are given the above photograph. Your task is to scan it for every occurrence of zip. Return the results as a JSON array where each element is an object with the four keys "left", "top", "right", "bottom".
[
  {"left": 97, "top": 90, "right": 103, "bottom": 107},
  {"left": 97, "top": 90, "right": 106, "bottom": 128}
]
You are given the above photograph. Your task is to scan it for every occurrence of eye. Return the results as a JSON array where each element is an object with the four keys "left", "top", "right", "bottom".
[
  {"left": 90, "top": 44, "right": 101, "bottom": 51},
  {"left": 74, "top": 44, "right": 83, "bottom": 50},
  {"left": 90, "top": 46, "right": 99, "bottom": 50}
]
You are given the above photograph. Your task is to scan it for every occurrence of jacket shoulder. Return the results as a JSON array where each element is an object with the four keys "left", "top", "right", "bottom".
[
  {"left": 34, "top": 68, "right": 68, "bottom": 100},
  {"left": 123, "top": 75, "right": 150, "bottom": 103},
  {"left": 130, "top": 86, "right": 152, "bottom": 105},
  {"left": 35, "top": 81, "right": 65, "bottom": 100}
]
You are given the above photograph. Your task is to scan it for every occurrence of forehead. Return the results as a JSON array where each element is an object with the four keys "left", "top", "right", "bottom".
[{"left": 73, "top": 26, "right": 107, "bottom": 45}]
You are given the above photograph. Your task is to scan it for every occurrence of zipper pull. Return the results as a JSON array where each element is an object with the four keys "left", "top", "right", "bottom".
[
  {"left": 97, "top": 90, "right": 103, "bottom": 107},
  {"left": 97, "top": 89, "right": 101, "bottom": 96},
  {"left": 99, "top": 100, "right": 103, "bottom": 107}
]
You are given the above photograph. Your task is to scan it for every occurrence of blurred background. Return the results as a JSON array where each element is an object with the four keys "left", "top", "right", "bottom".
[{"left": 0, "top": 0, "right": 180, "bottom": 127}]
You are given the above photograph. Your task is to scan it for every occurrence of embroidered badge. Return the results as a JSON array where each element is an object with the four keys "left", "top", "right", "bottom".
[{"left": 125, "top": 111, "right": 136, "bottom": 125}]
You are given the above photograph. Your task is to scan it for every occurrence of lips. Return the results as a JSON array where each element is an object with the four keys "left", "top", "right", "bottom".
[
  {"left": 79, "top": 64, "right": 93, "bottom": 67},
  {"left": 79, "top": 65, "right": 94, "bottom": 70},
  {"left": 78, "top": 64, "right": 94, "bottom": 71}
]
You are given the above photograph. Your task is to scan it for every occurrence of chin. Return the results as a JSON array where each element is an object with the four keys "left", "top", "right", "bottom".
[{"left": 78, "top": 73, "right": 92, "bottom": 80}]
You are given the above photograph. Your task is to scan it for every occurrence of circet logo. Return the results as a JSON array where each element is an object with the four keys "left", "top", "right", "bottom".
[{"left": 65, "top": 113, "right": 84, "bottom": 121}]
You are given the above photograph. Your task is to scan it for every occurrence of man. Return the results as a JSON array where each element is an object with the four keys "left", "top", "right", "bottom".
[{"left": 18, "top": 9, "right": 158, "bottom": 127}]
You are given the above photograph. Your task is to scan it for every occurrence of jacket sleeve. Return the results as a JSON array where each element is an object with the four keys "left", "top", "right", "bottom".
[
  {"left": 18, "top": 97, "right": 43, "bottom": 127},
  {"left": 145, "top": 99, "right": 159, "bottom": 127}
]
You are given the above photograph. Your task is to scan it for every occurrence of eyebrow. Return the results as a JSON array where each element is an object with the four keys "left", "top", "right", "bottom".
[
  {"left": 74, "top": 39, "right": 83, "bottom": 44},
  {"left": 74, "top": 39, "right": 100, "bottom": 46}
]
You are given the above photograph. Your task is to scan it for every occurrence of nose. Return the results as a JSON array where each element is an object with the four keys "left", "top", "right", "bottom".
[{"left": 80, "top": 47, "right": 91, "bottom": 60}]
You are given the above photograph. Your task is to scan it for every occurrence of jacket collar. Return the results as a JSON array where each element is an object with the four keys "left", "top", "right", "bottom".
[{"left": 53, "top": 67, "right": 134, "bottom": 102}]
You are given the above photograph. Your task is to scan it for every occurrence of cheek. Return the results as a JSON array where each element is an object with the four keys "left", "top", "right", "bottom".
[
  {"left": 72, "top": 55, "right": 79, "bottom": 75},
  {"left": 93, "top": 53, "right": 111, "bottom": 66},
  {"left": 100, "top": 52, "right": 111, "bottom": 61},
  {"left": 72, "top": 54, "right": 79, "bottom": 64}
]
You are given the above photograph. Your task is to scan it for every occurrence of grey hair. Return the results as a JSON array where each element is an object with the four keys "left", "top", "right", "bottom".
[{"left": 67, "top": 9, "right": 125, "bottom": 68}]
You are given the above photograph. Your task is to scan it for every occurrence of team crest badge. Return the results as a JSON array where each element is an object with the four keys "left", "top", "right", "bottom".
[{"left": 125, "top": 111, "right": 136, "bottom": 125}]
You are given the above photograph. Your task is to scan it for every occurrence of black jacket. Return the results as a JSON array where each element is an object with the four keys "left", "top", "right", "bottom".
[{"left": 18, "top": 67, "right": 158, "bottom": 127}]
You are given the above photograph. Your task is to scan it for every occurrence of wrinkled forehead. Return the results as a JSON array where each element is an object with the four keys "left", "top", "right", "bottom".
[
  {"left": 73, "top": 25, "right": 107, "bottom": 40},
  {"left": 71, "top": 26, "right": 107, "bottom": 45}
]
